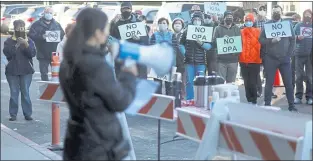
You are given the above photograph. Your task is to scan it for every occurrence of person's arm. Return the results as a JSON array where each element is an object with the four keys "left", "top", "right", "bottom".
[
  {"left": 171, "top": 34, "right": 179, "bottom": 55},
  {"left": 180, "top": 30, "right": 187, "bottom": 45},
  {"left": 212, "top": 26, "right": 219, "bottom": 48},
  {"left": 22, "top": 38, "right": 36, "bottom": 59},
  {"left": 287, "top": 23, "right": 296, "bottom": 57},
  {"left": 89, "top": 61, "right": 137, "bottom": 112},
  {"left": 258, "top": 24, "right": 272, "bottom": 45},
  {"left": 28, "top": 22, "right": 44, "bottom": 41},
  {"left": 149, "top": 33, "right": 156, "bottom": 45},
  {"left": 3, "top": 39, "right": 17, "bottom": 61},
  {"left": 294, "top": 23, "right": 302, "bottom": 42}
]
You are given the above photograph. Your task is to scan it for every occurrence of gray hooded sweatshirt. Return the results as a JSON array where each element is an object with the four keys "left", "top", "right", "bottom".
[{"left": 213, "top": 23, "right": 241, "bottom": 63}]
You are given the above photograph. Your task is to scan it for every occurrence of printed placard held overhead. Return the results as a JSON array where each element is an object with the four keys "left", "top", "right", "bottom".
[
  {"left": 264, "top": 21, "right": 292, "bottom": 38},
  {"left": 118, "top": 22, "right": 147, "bottom": 40},
  {"left": 169, "top": 11, "right": 192, "bottom": 24},
  {"left": 186, "top": 25, "right": 213, "bottom": 42},
  {"left": 300, "top": 27, "right": 312, "bottom": 38},
  {"left": 204, "top": 2, "right": 226, "bottom": 17},
  {"left": 216, "top": 36, "right": 242, "bottom": 54},
  {"left": 45, "top": 31, "right": 61, "bottom": 42}
]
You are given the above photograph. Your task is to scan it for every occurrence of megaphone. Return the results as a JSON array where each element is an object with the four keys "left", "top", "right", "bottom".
[{"left": 111, "top": 40, "right": 175, "bottom": 76}]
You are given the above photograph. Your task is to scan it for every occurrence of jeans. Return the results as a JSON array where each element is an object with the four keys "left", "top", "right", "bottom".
[
  {"left": 38, "top": 59, "right": 51, "bottom": 81},
  {"left": 6, "top": 74, "right": 33, "bottom": 117},
  {"left": 295, "top": 56, "right": 312, "bottom": 100},
  {"left": 217, "top": 62, "right": 238, "bottom": 83},
  {"left": 185, "top": 64, "right": 206, "bottom": 100},
  {"left": 263, "top": 56, "right": 294, "bottom": 106}
]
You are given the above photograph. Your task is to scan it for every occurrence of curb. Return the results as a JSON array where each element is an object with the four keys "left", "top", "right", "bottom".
[{"left": 1, "top": 124, "right": 62, "bottom": 160}]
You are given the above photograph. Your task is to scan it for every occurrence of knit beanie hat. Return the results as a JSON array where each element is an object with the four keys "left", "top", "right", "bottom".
[
  {"left": 224, "top": 10, "right": 233, "bottom": 18},
  {"left": 121, "top": 1, "right": 132, "bottom": 9},
  {"left": 172, "top": 17, "right": 185, "bottom": 29}
]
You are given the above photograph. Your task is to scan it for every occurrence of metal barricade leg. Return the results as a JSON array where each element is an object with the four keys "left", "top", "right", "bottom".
[{"left": 45, "top": 102, "right": 63, "bottom": 151}]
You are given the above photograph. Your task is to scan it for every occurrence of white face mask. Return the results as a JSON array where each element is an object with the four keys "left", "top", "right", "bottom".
[
  {"left": 193, "top": 20, "right": 202, "bottom": 26},
  {"left": 259, "top": 11, "right": 266, "bottom": 17},
  {"left": 204, "top": 18, "right": 212, "bottom": 24},
  {"left": 173, "top": 24, "right": 182, "bottom": 32},
  {"left": 158, "top": 24, "right": 168, "bottom": 31}
]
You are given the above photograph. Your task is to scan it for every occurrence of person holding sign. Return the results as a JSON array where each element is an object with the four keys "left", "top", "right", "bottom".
[
  {"left": 110, "top": 1, "right": 149, "bottom": 79},
  {"left": 150, "top": 17, "right": 179, "bottom": 95},
  {"left": 180, "top": 12, "right": 213, "bottom": 100},
  {"left": 28, "top": 7, "right": 65, "bottom": 81},
  {"left": 259, "top": 5, "right": 298, "bottom": 112},
  {"left": 293, "top": 9, "right": 313, "bottom": 105},
  {"left": 60, "top": 8, "right": 138, "bottom": 160},
  {"left": 212, "top": 11, "right": 241, "bottom": 83},
  {"left": 239, "top": 13, "right": 262, "bottom": 105},
  {"left": 3, "top": 20, "right": 37, "bottom": 121}
]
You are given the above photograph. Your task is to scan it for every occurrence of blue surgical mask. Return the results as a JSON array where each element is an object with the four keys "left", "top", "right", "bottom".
[
  {"left": 245, "top": 21, "right": 253, "bottom": 27},
  {"left": 44, "top": 13, "right": 53, "bottom": 21}
]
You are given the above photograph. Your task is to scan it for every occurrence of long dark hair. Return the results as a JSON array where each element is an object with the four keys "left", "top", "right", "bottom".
[{"left": 63, "top": 8, "right": 108, "bottom": 64}]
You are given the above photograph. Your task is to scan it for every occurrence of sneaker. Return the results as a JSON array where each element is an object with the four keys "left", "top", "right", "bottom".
[
  {"left": 294, "top": 98, "right": 302, "bottom": 104},
  {"left": 288, "top": 106, "right": 298, "bottom": 112},
  {"left": 307, "top": 99, "right": 313, "bottom": 105},
  {"left": 24, "top": 116, "right": 33, "bottom": 121},
  {"left": 9, "top": 117, "right": 16, "bottom": 121}
]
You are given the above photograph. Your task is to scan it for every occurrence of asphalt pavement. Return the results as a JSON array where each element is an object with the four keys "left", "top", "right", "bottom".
[{"left": 1, "top": 35, "right": 312, "bottom": 159}]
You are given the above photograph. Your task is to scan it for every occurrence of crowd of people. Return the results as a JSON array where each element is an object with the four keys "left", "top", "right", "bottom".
[{"left": 2, "top": 1, "right": 312, "bottom": 160}]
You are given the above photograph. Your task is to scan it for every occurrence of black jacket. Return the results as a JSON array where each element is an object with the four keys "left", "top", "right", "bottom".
[
  {"left": 60, "top": 45, "right": 136, "bottom": 160},
  {"left": 3, "top": 36, "right": 36, "bottom": 76},
  {"left": 204, "top": 22, "right": 219, "bottom": 74},
  {"left": 180, "top": 29, "right": 207, "bottom": 65},
  {"left": 28, "top": 18, "right": 64, "bottom": 60},
  {"left": 110, "top": 14, "right": 149, "bottom": 79}
]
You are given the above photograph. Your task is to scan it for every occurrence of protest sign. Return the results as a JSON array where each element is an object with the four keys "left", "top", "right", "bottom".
[
  {"left": 148, "top": 67, "right": 176, "bottom": 82},
  {"left": 216, "top": 36, "right": 242, "bottom": 54},
  {"left": 169, "top": 11, "right": 191, "bottom": 24},
  {"left": 300, "top": 27, "right": 312, "bottom": 38},
  {"left": 204, "top": 2, "right": 226, "bottom": 17},
  {"left": 45, "top": 31, "right": 61, "bottom": 42},
  {"left": 264, "top": 21, "right": 292, "bottom": 38},
  {"left": 186, "top": 25, "right": 213, "bottom": 42},
  {"left": 118, "top": 22, "right": 147, "bottom": 40}
]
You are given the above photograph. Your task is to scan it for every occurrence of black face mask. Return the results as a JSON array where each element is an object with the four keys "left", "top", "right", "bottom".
[
  {"left": 15, "top": 31, "right": 25, "bottom": 38},
  {"left": 121, "top": 11, "right": 131, "bottom": 19},
  {"left": 272, "top": 13, "right": 281, "bottom": 21},
  {"left": 303, "top": 16, "right": 312, "bottom": 23},
  {"left": 225, "top": 18, "right": 233, "bottom": 25}
]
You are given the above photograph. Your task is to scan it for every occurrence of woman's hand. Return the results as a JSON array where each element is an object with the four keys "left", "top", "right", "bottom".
[{"left": 17, "top": 37, "right": 29, "bottom": 48}]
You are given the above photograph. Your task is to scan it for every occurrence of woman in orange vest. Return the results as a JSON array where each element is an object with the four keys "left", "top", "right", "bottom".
[{"left": 239, "top": 13, "right": 262, "bottom": 104}]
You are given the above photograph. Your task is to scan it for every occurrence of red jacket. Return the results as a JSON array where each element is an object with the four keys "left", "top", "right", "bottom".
[{"left": 239, "top": 27, "right": 262, "bottom": 64}]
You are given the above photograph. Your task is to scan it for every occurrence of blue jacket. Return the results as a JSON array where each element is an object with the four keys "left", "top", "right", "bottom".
[
  {"left": 28, "top": 18, "right": 64, "bottom": 60},
  {"left": 294, "top": 22, "right": 312, "bottom": 56},
  {"left": 150, "top": 31, "right": 179, "bottom": 66},
  {"left": 3, "top": 36, "right": 37, "bottom": 76}
]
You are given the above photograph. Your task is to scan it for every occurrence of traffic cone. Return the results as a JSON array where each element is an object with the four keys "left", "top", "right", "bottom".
[
  {"left": 51, "top": 52, "right": 60, "bottom": 82},
  {"left": 273, "top": 69, "right": 284, "bottom": 87}
]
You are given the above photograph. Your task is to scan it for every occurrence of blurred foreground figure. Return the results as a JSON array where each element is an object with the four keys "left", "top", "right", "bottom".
[{"left": 59, "top": 8, "right": 138, "bottom": 160}]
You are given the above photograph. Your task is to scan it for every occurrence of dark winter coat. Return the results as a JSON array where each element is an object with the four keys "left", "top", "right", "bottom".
[
  {"left": 294, "top": 22, "right": 312, "bottom": 56},
  {"left": 3, "top": 36, "right": 36, "bottom": 76},
  {"left": 204, "top": 22, "right": 219, "bottom": 73},
  {"left": 180, "top": 28, "right": 208, "bottom": 65},
  {"left": 60, "top": 45, "right": 136, "bottom": 160},
  {"left": 110, "top": 14, "right": 149, "bottom": 79},
  {"left": 28, "top": 18, "right": 64, "bottom": 60}
]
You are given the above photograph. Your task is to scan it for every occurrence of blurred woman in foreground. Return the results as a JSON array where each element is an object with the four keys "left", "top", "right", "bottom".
[{"left": 59, "top": 8, "right": 138, "bottom": 160}]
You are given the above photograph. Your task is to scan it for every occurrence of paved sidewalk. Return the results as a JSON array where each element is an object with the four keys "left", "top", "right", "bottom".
[{"left": 1, "top": 124, "right": 62, "bottom": 160}]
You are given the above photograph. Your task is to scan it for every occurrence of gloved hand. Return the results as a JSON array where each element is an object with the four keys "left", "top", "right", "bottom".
[
  {"left": 271, "top": 37, "right": 281, "bottom": 43},
  {"left": 132, "top": 35, "right": 140, "bottom": 41}
]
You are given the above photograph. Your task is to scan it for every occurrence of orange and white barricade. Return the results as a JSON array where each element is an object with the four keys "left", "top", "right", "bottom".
[{"left": 195, "top": 102, "right": 312, "bottom": 160}]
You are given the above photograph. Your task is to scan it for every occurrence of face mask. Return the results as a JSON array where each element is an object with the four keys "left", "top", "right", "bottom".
[
  {"left": 245, "top": 21, "right": 253, "bottom": 27},
  {"left": 44, "top": 13, "right": 53, "bottom": 21},
  {"left": 204, "top": 18, "right": 212, "bottom": 24},
  {"left": 15, "top": 31, "right": 25, "bottom": 38},
  {"left": 258, "top": 11, "right": 266, "bottom": 17},
  {"left": 173, "top": 24, "right": 182, "bottom": 32},
  {"left": 193, "top": 20, "right": 201, "bottom": 26},
  {"left": 303, "top": 16, "right": 312, "bottom": 23},
  {"left": 158, "top": 24, "right": 168, "bottom": 31},
  {"left": 121, "top": 11, "right": 131, "bottom": 19},
  {"left": 272, "top": 13, "right": 281, "bottom": 21},
  {"left": 225, "top": 18, "right": 233, "bottom": 25}
]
